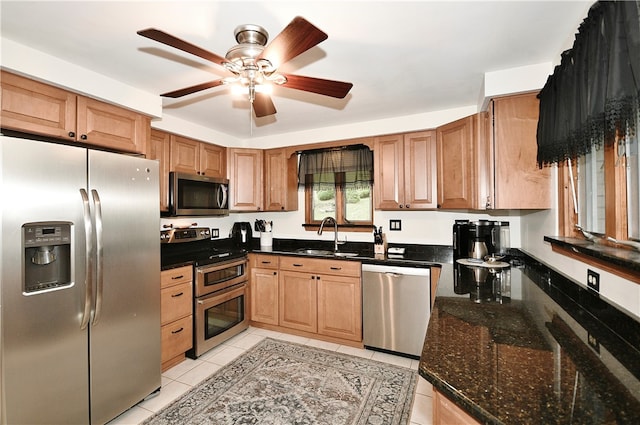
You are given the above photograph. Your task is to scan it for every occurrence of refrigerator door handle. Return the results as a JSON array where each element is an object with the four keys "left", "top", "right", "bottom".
[
  {"left": 91, "top": 189, "right": 104, "bottom": 326},
  {"left": 80, "top": 188, "right": 94, "bottom": 330}
]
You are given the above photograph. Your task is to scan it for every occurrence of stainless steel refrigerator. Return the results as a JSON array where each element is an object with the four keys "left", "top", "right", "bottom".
[{"left": 1, "top": 136, "right": 161, "bottom": 424}]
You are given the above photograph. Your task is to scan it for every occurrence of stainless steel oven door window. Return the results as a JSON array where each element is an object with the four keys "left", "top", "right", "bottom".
[
  {"left": 193, "top": 283, "right": 248, "bottom": 357},
  {"left": 195, "top": 258, "right": 247, "bottom": 297}
]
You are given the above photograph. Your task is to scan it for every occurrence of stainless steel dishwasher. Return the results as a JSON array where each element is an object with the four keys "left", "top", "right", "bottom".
[{"left": 362, "top": 263, "right": 431, "bottom": 358}]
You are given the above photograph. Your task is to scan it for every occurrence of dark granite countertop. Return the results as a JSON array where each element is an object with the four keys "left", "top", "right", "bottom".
[
  {"left": 419, "top": 254, "right": 640, "bottom": 424},
  {"left": 250, "top": 237, "right": 449, "bottom": 268}
]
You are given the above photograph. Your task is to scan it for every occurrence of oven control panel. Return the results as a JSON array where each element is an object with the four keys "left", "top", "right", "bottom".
[{"left": 161, "top": 227, "right": 211, "bottom": 243}]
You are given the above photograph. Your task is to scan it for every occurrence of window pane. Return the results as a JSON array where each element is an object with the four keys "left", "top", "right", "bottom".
[
  {"left": 312, "top": 186, "right": 336, "bottom": 221},
  {"left": 344, "top": 184, "right": 372, "bottom": 222},
  {"left": 577, "top": 144, "right": 606, "bottom": 234},
  {"left": 626, "top": 127, "right": 640, "bottom": 240}
]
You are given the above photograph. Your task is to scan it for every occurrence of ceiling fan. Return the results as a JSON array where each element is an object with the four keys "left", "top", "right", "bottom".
[{"left": 137, "top": 16, "right": 353, "bottom": 118}]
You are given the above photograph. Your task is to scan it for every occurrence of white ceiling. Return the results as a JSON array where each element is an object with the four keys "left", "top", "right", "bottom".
[{"left": 1, "top": 1, "right": 593, "bottom": 140}]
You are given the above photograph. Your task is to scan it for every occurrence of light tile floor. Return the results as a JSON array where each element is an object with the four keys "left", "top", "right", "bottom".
[{"left": 107, "top": 326, "right": 433, "bottom": 425}]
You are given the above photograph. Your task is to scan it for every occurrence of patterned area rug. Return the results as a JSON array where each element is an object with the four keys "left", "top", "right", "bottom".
[{"left": 143, "top": 338, "right": 417, "bottom": 425}]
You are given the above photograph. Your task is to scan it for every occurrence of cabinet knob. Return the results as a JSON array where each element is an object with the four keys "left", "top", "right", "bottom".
[
  {"left": 80, "top": 134, "right": 87, "bottom": 140},
  {"left": 68, "top": 131, "right": 75, "bottom": 138},
  {"left": 399, "top": 204, "right": 404, "bottom": 208},
  {"left": 273, "top": 271, "right": 277, "bottom": 275},
  {"left": 405, "top": 204, "right": 410, "bottom": 208}
]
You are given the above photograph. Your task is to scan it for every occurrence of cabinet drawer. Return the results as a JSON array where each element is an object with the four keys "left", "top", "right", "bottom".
[
  {"left": 161, "top": 281, "right": 192, "bottom": 325},
  {"left": 161, "top": 265, "right": 192, "bottom": 288},
  {"left": 279, "top": 256, "right": 360, "bottom": 277},
  {"left": 250, "top": 253, "right": 279, "bottom": 269},
  {"left": 161, "top": 315, "right": 192, "bottom": 364}
]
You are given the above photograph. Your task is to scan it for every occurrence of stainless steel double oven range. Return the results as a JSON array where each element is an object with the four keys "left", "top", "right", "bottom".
[{"left": 161, "top": 227, "right": 248, "bottom": 358}]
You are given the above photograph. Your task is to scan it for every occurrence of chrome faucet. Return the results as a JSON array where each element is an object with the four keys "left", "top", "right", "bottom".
[{"left": 318, "top": 216, "right": 340, "bottom": 252}]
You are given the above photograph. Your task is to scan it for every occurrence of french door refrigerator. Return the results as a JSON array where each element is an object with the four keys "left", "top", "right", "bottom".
[{"left": 1, "top": 136, "right": 161, "bottom": 424}]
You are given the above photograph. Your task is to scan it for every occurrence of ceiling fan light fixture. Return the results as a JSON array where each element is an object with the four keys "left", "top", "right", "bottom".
[{"left": 233, "top": 24, "right": 268, "bottom": 46}]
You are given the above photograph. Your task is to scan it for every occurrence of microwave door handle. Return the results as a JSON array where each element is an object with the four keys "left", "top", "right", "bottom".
[
  {"left": 218, "top": 185, "right": 228, "bottom": 209},
  {"left": 91, "top": 189, "right": 104, "bottom": 326},
  {"left": 79, "top": 189, "right": 94, "bottom": 330}
]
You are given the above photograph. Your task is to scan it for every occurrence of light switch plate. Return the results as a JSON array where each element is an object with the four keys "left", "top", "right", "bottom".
[
  {"left": 211, "top": 228, "right": 220, "bottom": 238},
  {"left": 389, "top": 220, "right": 402, "bottom": 231}
]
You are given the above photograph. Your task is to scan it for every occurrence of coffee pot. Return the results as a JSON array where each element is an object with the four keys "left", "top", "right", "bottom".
[{"left": 470, "top": 236, "right": 488, "bottom": 259}]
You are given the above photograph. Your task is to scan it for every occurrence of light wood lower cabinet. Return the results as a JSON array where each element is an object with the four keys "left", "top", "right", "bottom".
[
  {"left": 249, "top": 254, "right": 280, "bottom": 326},
  {"left": 160, "top": 265, "right": 193, "bottom": 371},
  {"left": 249, "top": 254, "right": 362, "bottom": 343},
  {"left": 279, "top": 269, "right": 318, "bottom": 333},
  {"left": 433, "top": 389, "right": 481, "bottom": 425}
]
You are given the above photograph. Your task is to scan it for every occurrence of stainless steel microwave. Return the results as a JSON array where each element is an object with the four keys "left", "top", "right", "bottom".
[{"left": 169, "top": 172, "right": 229, "bottom": 216}]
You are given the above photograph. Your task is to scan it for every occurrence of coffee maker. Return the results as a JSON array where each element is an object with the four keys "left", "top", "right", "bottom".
[
  {"left": 452, "top": 219, "right": 510, "bottom": 260},
  {"left": 230, "top": 222, "right": 252, "bottom": 250}
]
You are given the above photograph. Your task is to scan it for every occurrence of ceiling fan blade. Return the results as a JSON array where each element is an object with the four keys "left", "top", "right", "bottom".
[
  {"left": 161, "top": 79, "right": 225, "bottom": 98},
  {"left": 137, "top": 28, "right": 227, "bottom": 67},
  {"left": 281, "top": 74, "right": 353, "bottom": 98},
  {"left": 258, "top": 17, "right": 328, "bottom": 68},
  {"left": 253, "top": 92, "right": 277, "bottom": 117}
]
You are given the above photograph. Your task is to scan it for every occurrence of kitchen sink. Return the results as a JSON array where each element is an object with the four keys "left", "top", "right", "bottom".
[
  {"left": 295, "top": 248, "right": 359, "bottom": 257},
  {"left": 334, "top": 252, "right": 359, "bottom": 257},
  {"left": 296, "top": 248, "right": 334, "bottom": 256}
]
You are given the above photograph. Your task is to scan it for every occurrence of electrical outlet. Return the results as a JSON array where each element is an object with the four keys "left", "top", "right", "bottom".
[
  {"left": 389, "top": 219, "right": 402, "bottom": 231},
  {"left": 587, "top": 269, "right": 600, "bottom": 292},
  {"left": 210, "top": 228, "right": 220, "bottom": 238}
]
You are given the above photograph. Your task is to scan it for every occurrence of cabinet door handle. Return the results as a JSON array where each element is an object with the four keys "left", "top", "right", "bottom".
[
  {"left": 171, "top": 327, "right": 184, "bottom": 334},
  {"left": 293, "top": 263, "right": 303, "bottom": 267},
  {"left": 261, "top": 261, "right": 272, "bottom": 265},
  {"left": 330, "top": 267, "right": 342, "bottom": 270},
  {"left": 171, "top": 292, "right": 184, "bottom": 297},
  {"left": 171, "top": 275, "right": 184, "bottom": 280}
]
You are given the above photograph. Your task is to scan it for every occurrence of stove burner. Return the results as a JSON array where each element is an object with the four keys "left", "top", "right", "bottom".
[{"left": 160, "top": 227, "right": 247, "bottom": 269}]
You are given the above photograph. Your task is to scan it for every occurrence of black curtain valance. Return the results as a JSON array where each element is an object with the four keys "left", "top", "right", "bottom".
[
  {"left": 537, "top": 0, "right": 640, "bottom": 167},
  {"left": 297, "top": 145, "right": 373, "bottom": 189}
]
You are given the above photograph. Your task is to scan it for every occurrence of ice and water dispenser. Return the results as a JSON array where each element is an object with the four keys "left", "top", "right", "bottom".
[{"left": 22, "top": 222, "right": 73, "bottom": 294}]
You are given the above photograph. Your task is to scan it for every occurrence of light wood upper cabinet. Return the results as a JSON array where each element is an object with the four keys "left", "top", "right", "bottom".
[
  {"left": 374, "top": 131, "right": 437, "bottom": 210},
  {"left": 436, "top": 114, "right": 486, "bottom": 209},
  {"left": 149, "top": 129, "right": 171, "bottom": 212},
  {"left": 403, "top": 131, "right": 438, "bottom": 209},
  {"left": 263, "top": 148, "right": 299, "bottom": 212},
  {"left": 227, "top": 148, "right": 263, "bottom": 211},
  {"left": 1, "top": 71, "right": 150, "bottom": 154},
  {"left": 200, "top": 143, "right": 226, "bottom": 177},
  {"left": 374, "top": 134, "right": 405, "bottom": 209},
  {"left": 169, "top": 135, "right": 225, "bottom": 178},
  {"left": 490, "top": 93, "right": 550, "bottom": 209},
  {"left": 437, "top": 93, "right": 549, "bottom": 210}
]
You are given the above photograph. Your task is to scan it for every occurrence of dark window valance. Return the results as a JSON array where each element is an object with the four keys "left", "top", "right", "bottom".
[
  {"left": 297, "top": 145, "right": 373, "bottom": 189},
  {"left": 536, "top": 0, "right": 640, "bottom": 167}
]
